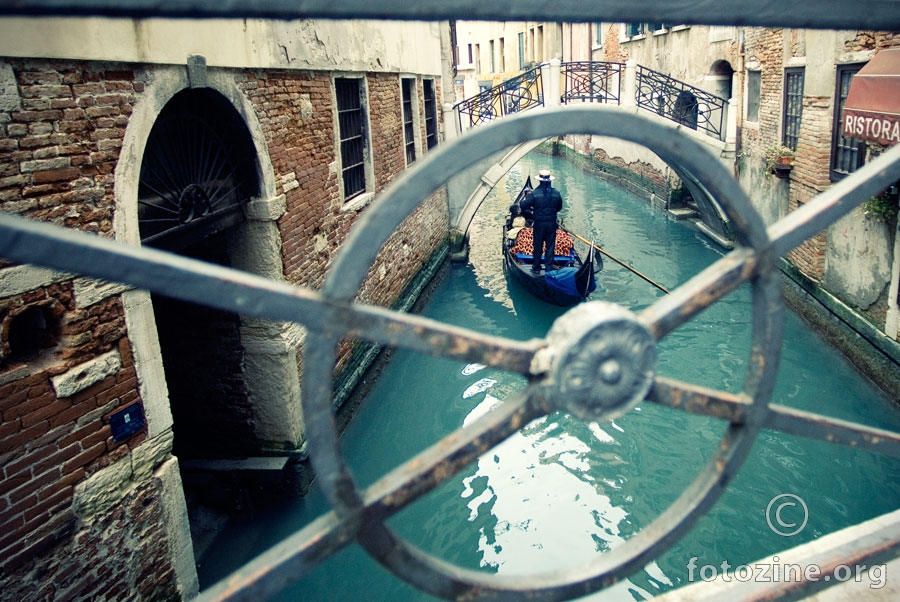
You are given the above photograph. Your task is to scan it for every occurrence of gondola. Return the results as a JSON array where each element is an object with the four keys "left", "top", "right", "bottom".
[{"left": 502, "top": 176, "right": 601, "bottom": 306}]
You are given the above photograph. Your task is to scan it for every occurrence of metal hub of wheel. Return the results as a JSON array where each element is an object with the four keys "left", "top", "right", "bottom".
[{"left": 536, "top": 301, "right": 657, "bottom": 422}]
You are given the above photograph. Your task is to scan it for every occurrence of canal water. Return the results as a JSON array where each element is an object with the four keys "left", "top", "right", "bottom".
[{"left": 198, "top": 151, "right": 900, "bottom": 600}]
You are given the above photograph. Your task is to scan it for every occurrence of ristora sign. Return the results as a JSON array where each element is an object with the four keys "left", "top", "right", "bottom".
[
  {"left": 842, "top": 48, "right": 900, "bottom": 147},
  {"left": 843, "top": 113, "right": 900, "bottom": 147}
]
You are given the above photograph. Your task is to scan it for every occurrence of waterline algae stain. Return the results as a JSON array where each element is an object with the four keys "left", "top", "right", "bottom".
[{"left": 198, "top": 152, "right": 900, "bottom": 601}]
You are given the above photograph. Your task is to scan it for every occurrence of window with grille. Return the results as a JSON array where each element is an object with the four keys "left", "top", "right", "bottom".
[
  {"left": 593, "top": 23, "right": 603, "bottom": 47},
  {"left": 831, "top": 63, "right": 867, "bottom": 182},
  {"left": 424, "top": 79, "right": 438, "bottom": 150},
  {"left": 782, "top": 68, "right": 804, "bottom": 150},
  {"left": 335, "top": 77, "right": 367, "bottom": 200},
  {"left": 402, "top": 78, "right": 416, "bottom": 165}
]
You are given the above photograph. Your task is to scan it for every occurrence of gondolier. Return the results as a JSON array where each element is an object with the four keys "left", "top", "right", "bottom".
[
  {"left": 521, "top": 169, "right": 563, "bottom": 273},
  {"left": 503, "top": 176, "right": 599, "bottom": 306}
]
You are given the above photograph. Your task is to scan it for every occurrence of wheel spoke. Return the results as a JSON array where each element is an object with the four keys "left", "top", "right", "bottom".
[
  {"left": 649, "top": 376, "right": 900, "bottom": 458},
  {"left": 765, "top": 404, "right": 900, "bottom": 458},
  {"left": 0, "top": 212, "right": 542, "bottom": 373},
  {"left": 639, "top": 247, "right": 757, "bottom": 339},
  {"left": 647, "top": 375, "right": 751, "bottom": 423},
  {"left": 361, "top": 387, "right": 547, "bottom": 521}
]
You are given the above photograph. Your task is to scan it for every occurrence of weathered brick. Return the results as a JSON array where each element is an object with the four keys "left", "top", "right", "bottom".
[{"left": 32, "top": 167, "right": 80, "bottom": 184}]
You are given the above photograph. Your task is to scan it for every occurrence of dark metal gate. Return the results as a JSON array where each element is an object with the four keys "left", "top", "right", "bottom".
[{"left": 2, "top": 2, "right": 900, "bottom": 602}]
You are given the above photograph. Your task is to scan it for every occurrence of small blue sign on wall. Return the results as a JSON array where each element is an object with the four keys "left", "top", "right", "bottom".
[{"left": 109, "top": 403, "right": 145, "bottom": 442}]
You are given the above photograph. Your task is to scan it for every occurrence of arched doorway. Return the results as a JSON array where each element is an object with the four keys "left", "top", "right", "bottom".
[
  {"left": 708, "top": 59, "right": 735, "bottom": 102},
  {"left": 138, "top": 88, "right": 261, "bottom": 461}
]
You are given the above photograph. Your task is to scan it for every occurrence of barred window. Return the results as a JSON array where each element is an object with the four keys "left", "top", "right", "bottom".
[
  {"left": 424, "top": 79, "right": 438, "bottom": 150},
  {"left": 782, "top": 68, "right": 804, "bottom": 151},
  {"left": 402, "top": 78, "right": 416, "bottom": 165},
  {"left": 831, "top": 64, "right": 867, "bottom": 182},
  {"left": 335, "top": 78, "right": 367, "bottom": 200}
]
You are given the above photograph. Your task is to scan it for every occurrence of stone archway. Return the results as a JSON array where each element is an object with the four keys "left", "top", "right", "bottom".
[
  {"left": 708, "top": 59, "right": 735, "bottom": 103},
  {"left": 114, "top": 66, "right": 303, "bottom": 480},
  {"left": 140, "top": 88, "right": 261, "bottom": 460}
]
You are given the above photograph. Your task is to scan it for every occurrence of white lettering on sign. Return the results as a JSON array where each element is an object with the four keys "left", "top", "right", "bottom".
[{"left": 844, "top": 113, "right": 900, "bottom": 144}]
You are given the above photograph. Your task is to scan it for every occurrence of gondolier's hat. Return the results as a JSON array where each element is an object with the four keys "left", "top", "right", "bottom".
[{"left": 538, "top": 169, "right": 554, "bottom": 181}]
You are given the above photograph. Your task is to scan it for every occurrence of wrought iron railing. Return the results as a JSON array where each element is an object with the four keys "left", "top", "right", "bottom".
[
  {"left": 635, "top": 65, "right": 727, "bottom": 139},
  {"left": 3, "top": 2, "right": 900, "bottom": 602},
  {"left": 454, "top": 65, "right": 543, "bottom": 129},
  {"left": 561, "top": 60, "right": 624, "bottom": 104}
]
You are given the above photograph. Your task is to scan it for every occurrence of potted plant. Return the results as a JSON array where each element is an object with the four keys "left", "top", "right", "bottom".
[
  {"left": 765, "top": 145, "right": 795, "bottom": 178},
  {"left": 862, "top": 186, "right": 900, "bottom": 222}
]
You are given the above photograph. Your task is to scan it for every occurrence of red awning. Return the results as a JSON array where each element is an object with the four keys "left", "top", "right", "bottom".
[{"left": 842, "top": 48, "right": 900, "bottom": 147}]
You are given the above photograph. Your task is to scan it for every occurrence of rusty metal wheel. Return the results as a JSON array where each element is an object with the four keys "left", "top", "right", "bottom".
[{"left": 302, "top": 106, "right": 782, "bottom": 600}]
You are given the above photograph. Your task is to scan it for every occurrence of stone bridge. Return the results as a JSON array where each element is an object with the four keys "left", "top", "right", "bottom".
[{"left": 442, "top": 58, "right": 739, "bottom": 253}]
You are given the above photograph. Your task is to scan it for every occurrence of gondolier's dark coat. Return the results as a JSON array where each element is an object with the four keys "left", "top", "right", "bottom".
[
  {"left": 522, "top": 183, "right": 563, "bottom": 225},
  {"left": 521, "top": 180, "right": 563, "bottom": 270}
]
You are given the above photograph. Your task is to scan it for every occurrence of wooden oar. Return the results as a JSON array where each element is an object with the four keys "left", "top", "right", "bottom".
[{"left": 565, "top": 229, "right": 670, "bottom": 294}]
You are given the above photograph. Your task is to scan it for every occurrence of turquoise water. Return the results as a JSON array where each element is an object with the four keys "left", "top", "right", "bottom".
[{"left": 198, "top": 152, "right": 900, "bottom": 601}]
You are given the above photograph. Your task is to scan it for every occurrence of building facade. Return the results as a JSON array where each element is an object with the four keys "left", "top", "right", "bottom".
[{"left": 0, "top": 16, "right": 453, "bottom": 600}]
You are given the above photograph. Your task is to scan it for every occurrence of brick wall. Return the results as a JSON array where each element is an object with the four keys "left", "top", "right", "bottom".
[{"left": 1, "top": 57, "right": 449, "bottom": 601}]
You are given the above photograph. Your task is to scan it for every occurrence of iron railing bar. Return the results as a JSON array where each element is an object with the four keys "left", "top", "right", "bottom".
[
  {"left": 0, "top": 212, "right": 541, "bottom": 372},
  {"left": 360, "top": 388, "right": 546, "bottom": 521},
  {"left": 194, "top": 508, "right": 361, "bottom": 602},
  {"left": 769, "top": 142, "right": 900, "bottom": 257},
  {"left": 5, "top": 0, "right": 900, "bottom": 30},
  {"left": 648, "top": 376, "right": 751, "bottom": 423},
  {"left": 649, "top": 376, "right": 900, "bottom": 458},
  {"left": 639, "top": 247, "right": 758, "bottom": 340},
  {"left": 763, "top": 404, "right": 900, "bottom": 459}
]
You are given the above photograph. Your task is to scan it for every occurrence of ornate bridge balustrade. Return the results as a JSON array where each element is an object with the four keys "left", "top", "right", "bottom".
[
  {"left": 635, "top": 65, "right": 727, "bottom": 139},
  {"left": 561, "top": 60, "right": 624, "bottom": 105},
  {"left": 454, "top": 60, "right": 729, "bottom": 141},
  {"left": 454, "top": 65, "right": 544, "bottom": 129}
]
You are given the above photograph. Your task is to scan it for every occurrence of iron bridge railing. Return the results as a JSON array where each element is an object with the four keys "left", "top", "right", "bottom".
[
  {"left": 454, "top": 65, "right": 543, "bottom": 129},
  {"left": 3, "top": 3, "right": 900, "bottom": 602},
  {"left": 636, "top": 65, "right": 727, "bottom": 139},
  {"left": 561, "top": 60, "right": 624, "bottom": 105}
]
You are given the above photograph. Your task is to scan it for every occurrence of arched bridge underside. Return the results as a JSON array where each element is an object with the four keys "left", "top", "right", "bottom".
[{"left": 450, "top": 106, "right": 732, "bottom": 244}]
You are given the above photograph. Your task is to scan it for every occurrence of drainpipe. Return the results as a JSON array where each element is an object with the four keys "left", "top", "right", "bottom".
[{"left": 886, "top": 213, "right": 900, "bottom": 340}]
